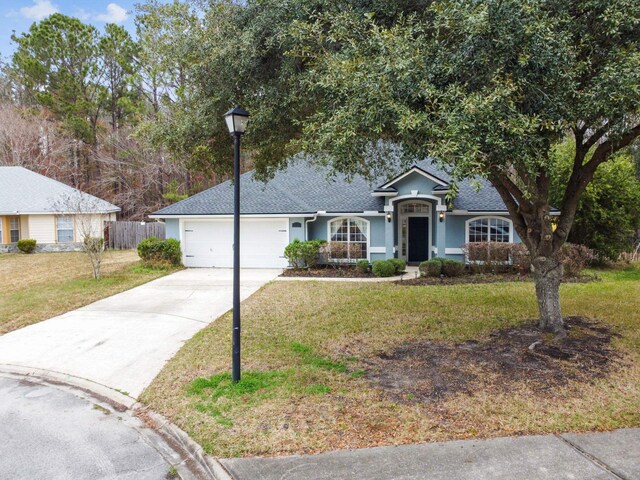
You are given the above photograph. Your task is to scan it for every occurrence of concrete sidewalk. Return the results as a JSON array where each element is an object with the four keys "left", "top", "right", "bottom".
[
  {"left": 220, "top": 429, "right": 640, "bottom": 480},
  {"left": 0, "top": 268, "right": 280, "bottom": 398}
]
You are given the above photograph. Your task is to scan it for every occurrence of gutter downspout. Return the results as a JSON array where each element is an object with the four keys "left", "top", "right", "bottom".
[{"left": 305, "top": 211, "right": 325, "bottom": 241}]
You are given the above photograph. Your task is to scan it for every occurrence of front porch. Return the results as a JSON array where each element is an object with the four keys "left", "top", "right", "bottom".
[{"left": 384, "top": 198, "right": 447, "bottom": 264}]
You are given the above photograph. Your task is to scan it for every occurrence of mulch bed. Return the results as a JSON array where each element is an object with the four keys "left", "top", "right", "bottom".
[
  {"left": 281, "top": 266, "right": 374, "bottom": 278},
  {"left": 397, "top": 273, "right": 597, "bottom": 286},
  {"left": 361, "top": 316, "right": 621, "bottom": 404}
]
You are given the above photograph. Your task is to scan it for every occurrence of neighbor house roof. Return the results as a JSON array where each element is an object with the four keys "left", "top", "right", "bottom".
[
  {"left": 0, "top": 166, "right": 120, "bottom": 215},
  {"left": 153, "top": 158, "right": 512, "bottom": 216}
]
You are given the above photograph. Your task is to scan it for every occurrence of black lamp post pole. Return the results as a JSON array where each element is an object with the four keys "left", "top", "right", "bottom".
[{"left": 232, "top": 131, "right": 241, "bottom": 383}]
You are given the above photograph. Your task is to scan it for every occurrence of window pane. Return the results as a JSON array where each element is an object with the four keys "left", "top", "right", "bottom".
[
  {"left": 57, "top": 216, "right": 73, "bottom": 229},
  {"left": 469, "top": 219, "right": 488, "bottom": 243},
  {"left": 57, "top": 216, "right": 74, "bottom": 242},
  {"left": 350, "top": 219, "right": 368, "bottom": 242},
  {"left": 9, "top": 217, "right": 19, "bottom": 242},
  {"left": 401, "top": 202, "right": 429, "bottom": 214},
  {"left": 489, "top": 218, "right": 510, "bottom": 242},
  {"left": 330, "top": 219, "right": 348, "bottom": 242}
]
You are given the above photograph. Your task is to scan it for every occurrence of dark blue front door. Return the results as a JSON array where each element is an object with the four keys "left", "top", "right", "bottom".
[{"left": 408, "top": 217, "right": 430, "bottom": 263}]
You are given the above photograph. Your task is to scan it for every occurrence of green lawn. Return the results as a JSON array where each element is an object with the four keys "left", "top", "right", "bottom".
[
  {"left": 0, "top": 250, "right": 175, "bottom": 334},
  {"left": 141, "top": 266, "right": 640, "bottom": 458}
]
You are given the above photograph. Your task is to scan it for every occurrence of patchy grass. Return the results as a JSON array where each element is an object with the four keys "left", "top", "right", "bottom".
[
  {"left": 0, "top": 250, "right": 176, "bottom": 334},
  {"left": 141, "top": 266, "right": 640, "bottom": 458}
]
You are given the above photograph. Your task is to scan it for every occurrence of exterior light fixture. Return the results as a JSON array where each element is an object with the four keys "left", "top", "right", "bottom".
[
  {"left": 224, "top": 105, "right": 250, "bottom": 135},
  {"left": 386, "top": 212, "right": 392, "bottom": 223},
  {"left": 223, "top": 105, "right": 250, "bottom": 383},
  {"left": 439, "top": 211, "right": 445, "bottom": 222}
]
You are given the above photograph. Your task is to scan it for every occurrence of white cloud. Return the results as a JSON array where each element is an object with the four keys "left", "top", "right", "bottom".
[
  {"left": 19, "top": 0, "right": 58, "bottom": 20},
  {"left": 94, "top": 3, "right": 129, "bottom": 23},
  {"left": 73, "top": 8, "right": 91, "bottom": 21}
]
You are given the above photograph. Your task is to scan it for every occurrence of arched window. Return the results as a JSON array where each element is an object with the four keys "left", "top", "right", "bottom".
[
  {"left": 328, "top": 217, "right": 369, "bottom": 261},
  {"left": 466, "top": 216, "right": 513, "bottom": 243}
]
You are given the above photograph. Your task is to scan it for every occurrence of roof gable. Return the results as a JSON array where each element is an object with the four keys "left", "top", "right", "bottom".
[{"left": 380, "top": 166, "right": 449, "bottom": 189}]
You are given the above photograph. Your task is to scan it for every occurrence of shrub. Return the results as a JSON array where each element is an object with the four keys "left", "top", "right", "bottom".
[
  {"left": 356, "top": 259, "right": 370, "bottom": 273},
  {"left": 322, "top": 241, "right": 362, "bottom": 266},
  {"left": 462, "top": 242, "right": 513, "bottom": 273},
  {"left": 388, "top": 258, "right": 407, "bottom": 274},
  {"left": 137, "top": 237, "right": 182, "bottom": 266},
  {"left": 372, "top": 259, "right": 396, "bottom": 277},
  {"left": 284, "top": 239, "right": 324, "bottom": 268},
  {"left": 17, "top": 239, "right": 36, "bottom": 254},
  {"left": 284, "top": 239, "right": 304, "bottom": 268},
  {"left": 511, "top": 243, "right": 531, "bottom": 274},
  {"left": 441, "top": 259, "right": 465, "bottom": 277},
  {"left": 419, "top": 258, "right": 443, "bottom": 277},
  {"left": 560, "top": 243, "right": 595, "bottom": 277}
]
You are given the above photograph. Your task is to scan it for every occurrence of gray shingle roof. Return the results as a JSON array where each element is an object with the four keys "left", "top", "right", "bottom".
[
  {"left": 154, "top": 159, "right": 511, "bottom": 216},
  {"left": 0, "top": 166, "right": 120, "bottom": 214}
]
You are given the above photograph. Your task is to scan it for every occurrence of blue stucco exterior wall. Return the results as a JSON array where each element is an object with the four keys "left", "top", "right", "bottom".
[
  {"left": 289, "top": 217, "right": 306, "bottom": 242},
  {"left": 165, "top": 218, "right": 180, "bottom": 240},
  {"left": 392, "top": 174, "right": 442, "bottom": 196}
]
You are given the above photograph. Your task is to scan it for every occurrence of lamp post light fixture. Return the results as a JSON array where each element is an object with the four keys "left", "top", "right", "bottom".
[{"left": 224, "top": 105, "right": 250, "bottom": 383}]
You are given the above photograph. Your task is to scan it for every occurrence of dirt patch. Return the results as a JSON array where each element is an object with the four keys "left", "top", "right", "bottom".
[
  {"left": 398, "top": 273, "right": 597, "bottom": 286},
  {"left": 362, "top": 316, "right": 620, "bottom": 404},
  {"left": 281, "top": 266, "right": 373, "bottom": 278}
]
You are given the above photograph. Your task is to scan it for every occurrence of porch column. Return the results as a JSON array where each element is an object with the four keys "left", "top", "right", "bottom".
[
  {"left": 436, "top": 204, "right": 447, "bottom": 258},
  {"left": 384, "top": 204, "right": 395, "bottom": 259}
]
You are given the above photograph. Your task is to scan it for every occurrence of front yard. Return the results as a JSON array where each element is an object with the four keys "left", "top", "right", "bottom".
[
  {"left": 0, "top": 250, "right": 174, "bottom": 334},
  {"left": 141, "top": 266, "right": 640, "bottom": 458}
]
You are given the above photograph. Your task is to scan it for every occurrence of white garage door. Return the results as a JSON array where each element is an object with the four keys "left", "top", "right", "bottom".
[{"left": 183, "top": 219, "right": 289, "bottom": 268}]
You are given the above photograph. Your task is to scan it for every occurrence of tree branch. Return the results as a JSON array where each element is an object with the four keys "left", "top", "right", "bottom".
[
  {"left": 555, "top": 123, "right": 640, "bottom": 247},
  {"left": 489, "top": 172, "right": 529, "bottom": 246}
]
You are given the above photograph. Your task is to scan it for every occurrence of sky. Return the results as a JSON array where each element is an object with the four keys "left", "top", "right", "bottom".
[{"left": 0, "top": 0, "right": 151, "bottom": 60}]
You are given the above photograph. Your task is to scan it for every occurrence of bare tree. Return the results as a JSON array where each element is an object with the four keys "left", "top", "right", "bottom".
[{"left": 53, "top": 192, "right": 114, "bottom": 280}]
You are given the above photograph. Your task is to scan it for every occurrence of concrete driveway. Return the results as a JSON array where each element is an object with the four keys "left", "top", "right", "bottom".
[{"left": 0, "top": 268, "right": 280, "bottom": 398}]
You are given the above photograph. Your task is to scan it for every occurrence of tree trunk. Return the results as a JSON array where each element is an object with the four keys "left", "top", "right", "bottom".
[{"left": 532, "top": 255, "right": 565, "bottom": 335}]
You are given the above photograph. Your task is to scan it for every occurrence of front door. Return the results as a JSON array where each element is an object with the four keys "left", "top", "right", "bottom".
[{"left": 408, "top": 217, "right": 430, "bottom": 263}]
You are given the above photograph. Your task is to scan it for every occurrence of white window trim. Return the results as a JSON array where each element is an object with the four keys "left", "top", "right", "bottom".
[
  {"left": 397, "top": 200, "right": 433, "bottom": 262},
  {"left": 326, "top": 216, "right": 371, "bottom": 262},
  {"left": 464, "top": 216, "right": 514, "bottom": 264}
]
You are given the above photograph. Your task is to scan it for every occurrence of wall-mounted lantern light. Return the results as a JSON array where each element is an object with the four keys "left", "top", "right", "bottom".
[
  {"left": 386, "top": 212, "right": 392, "bottom": 223},
  {"left": 439, "top": 211, "right": 445, "bottom": 223}
]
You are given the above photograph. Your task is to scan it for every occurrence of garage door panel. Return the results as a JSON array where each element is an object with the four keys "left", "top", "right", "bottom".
[{"left": 183, "top": 219, "right": 289, "bottom": 268}]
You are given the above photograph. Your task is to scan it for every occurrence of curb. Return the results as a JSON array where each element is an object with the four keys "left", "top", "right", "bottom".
[{"left": 0, "top": 364, "right": 233, "bottom": 480}]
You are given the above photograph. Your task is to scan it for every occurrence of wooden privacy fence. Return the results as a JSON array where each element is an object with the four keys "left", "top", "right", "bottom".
[{"left": 104, "top": 221, "right": 166, "bottom": 250}]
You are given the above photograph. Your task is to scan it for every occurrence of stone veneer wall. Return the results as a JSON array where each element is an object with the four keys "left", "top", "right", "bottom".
[{"left": 0, "top": 243, "right": 84, "bottom": 254}]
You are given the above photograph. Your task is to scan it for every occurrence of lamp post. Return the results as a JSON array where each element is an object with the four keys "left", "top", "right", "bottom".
[{"left": 224, "top": 105, "right": 250, "bottom": 383}]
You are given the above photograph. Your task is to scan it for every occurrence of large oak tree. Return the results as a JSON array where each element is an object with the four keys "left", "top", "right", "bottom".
[{"left": 160, "top": 0, "right": 640, "bottom": 334}]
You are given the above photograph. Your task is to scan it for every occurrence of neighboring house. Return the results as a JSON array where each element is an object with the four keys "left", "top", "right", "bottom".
[
  {"left": 0, "top": 166, "right": 120, "bottom": 253},
  {"left": 152, "top": 159, "right": 529, "bottom": 269}
]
